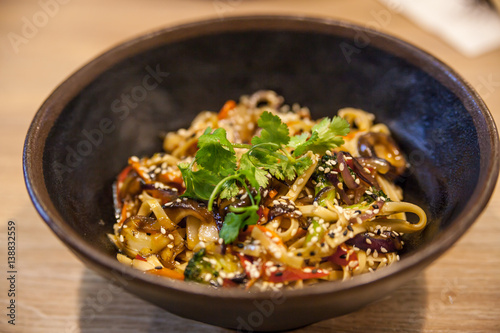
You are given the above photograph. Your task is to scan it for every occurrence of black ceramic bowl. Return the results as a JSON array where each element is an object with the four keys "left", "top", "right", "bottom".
[{"left": 24, "top": 16, "right": 499, "bottom": 331}]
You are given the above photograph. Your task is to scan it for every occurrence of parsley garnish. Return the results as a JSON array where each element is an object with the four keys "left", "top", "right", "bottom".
[{"left": 179, "top": 111, "right": 349, "bottom": 243}]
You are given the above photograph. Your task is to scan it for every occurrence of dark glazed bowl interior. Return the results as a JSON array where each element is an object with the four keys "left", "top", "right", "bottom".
[{"left": 24, "top": 16, "right": 499, "bottom": 331}]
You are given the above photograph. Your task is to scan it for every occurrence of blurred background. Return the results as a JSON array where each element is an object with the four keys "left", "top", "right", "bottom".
[{"left": 1, "top": 1, "right": 499, "bottom": 332}]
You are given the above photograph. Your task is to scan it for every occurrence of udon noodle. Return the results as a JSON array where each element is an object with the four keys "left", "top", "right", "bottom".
[{"left": 108, "top": 91, "right": 426, "bottom": 290}]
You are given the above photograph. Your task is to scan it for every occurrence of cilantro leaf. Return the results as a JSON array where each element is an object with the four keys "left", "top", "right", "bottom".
[
  {"left": 251, "top": 111, "right": 290, "bottom": 148},
  {"left": 292, "top": 116, "right": 350, "bottom": 157},
  {"left": 219, "top": 180, "right": 240, "bottom": 200},
  {"left": 219, "top": 209, "right": 259, "bottom": 244},
  {"left": 239, "top": 153, "right": 269, "bottom": 189},
  {"left": 196, "top": 127, "right": 236, "bottom": 177},
  {"left": 288, "top": 132, "right": 309, "bottom": 149},
  {"left": 178, "top": 162, "right": 221, "bottom": 201}
]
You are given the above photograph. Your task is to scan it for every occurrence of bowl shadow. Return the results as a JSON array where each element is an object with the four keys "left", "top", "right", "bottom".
[{"left": 76, "top": 268, "right": 427, "bottom": 333}]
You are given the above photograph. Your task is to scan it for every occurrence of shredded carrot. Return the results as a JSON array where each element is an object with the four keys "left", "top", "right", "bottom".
[
  {"left": 217, "top": 100, "right": 236, "bottom": 120},
  {"left": 268, "top": 189, "right": 278, "bottom": 199},
  {"left": 130, "top": 160, "right": 151, "bottom": 182},
  {"left": 146, "top": 268, "right": 185, "bottom": 280},
  {"left": 343, "top": 130, "right": 358, "bottom": 140},
  {"left": 248, "top": 225, "right": 285, "bottom": 247}
]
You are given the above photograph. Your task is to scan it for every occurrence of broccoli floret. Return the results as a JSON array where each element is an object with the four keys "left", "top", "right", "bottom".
[{"left": 184, "top": 248, "right": 244, "bottom": 287}]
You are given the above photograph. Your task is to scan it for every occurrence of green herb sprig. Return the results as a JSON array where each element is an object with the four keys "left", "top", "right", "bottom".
[{"left": 178, "top": 111, "right": 349, "bottom": 243}]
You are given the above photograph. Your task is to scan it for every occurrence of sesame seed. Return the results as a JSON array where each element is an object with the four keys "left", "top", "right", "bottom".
[
  {"left": 366, "top": 238, "right": 372, "bottom": 244},
  {"left": 119, "top": 235, "right": 124, "bottom": 243},
  {"left": 366, "top": 248, "right": 372, "bottom": 255},
  {"left": 380, "top": 247, "right": 387, "bottom": 253},
  {"left": 339, "top": 163, "right": 344, "bottom": 171},
  {"left": 167, "top": 243, "right": 174, "bottom": 249},
  {"left": 373, "top": 250, "right": 378, "bottom": 258},
  {"left": 318, "top": 166, "right": 324, "bottom": 171}
]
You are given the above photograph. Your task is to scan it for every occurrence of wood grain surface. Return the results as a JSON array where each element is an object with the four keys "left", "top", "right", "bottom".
[{"left": 1, "top": 1, "right": 499, "bottom": 332}]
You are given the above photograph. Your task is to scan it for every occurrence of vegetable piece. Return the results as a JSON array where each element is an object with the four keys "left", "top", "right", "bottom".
[
  {"left": 146, "top": 267, "right": 185, "bottom": 280},
  {"left": 184, "top": 249, "right": 243, "bottom": 286},
  {"left": 345, "top": 231, "right": 402, "bottom": 252},
  {"left": 326, "top": 244, "right": 358, "bottom": 268},
  {"left": 266, "top": 266, "right": 329, "bottom": 283},
  {"left": 217, "top": 100, "right": 236, "bottom": 120}
]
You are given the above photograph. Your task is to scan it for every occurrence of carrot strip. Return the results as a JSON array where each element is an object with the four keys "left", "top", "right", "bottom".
[
  {"left": 217, "top": 100, "right": 236, "bottom": 120},
  {"left": 146, "top": 268, "right": 185, "bottom": 280}
]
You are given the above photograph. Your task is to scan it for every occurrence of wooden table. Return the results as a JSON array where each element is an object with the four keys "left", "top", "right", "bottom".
[{"left": 1, "top": 1, "right": 499, "bottom": 332}]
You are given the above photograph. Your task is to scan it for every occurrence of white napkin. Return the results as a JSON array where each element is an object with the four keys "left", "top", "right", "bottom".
[{"left": 378, "top": 0, "right": 500, "bottom": 57}]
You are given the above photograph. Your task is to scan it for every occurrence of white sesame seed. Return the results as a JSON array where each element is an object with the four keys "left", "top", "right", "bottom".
[
  {"left": 168, "top": 233, "right": 174, "bottom": 240},
  {"left": 339, "top": 163, "right": 344, "bottom": 171},
  {"left": 380, "top": 247, "right": 387, "bottom": 253}
]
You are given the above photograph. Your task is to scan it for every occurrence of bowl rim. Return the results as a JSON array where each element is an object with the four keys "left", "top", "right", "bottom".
[{"left": 23, "top": 15, "right": 500, "bottom": 299}]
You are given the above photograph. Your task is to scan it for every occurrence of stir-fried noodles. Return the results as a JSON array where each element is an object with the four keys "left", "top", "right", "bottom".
[{"left": 108, "top": 91, "right": 426, "bottom": 290}]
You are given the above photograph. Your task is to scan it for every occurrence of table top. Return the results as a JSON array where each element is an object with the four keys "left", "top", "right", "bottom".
[{"left": 1, "top": 1, "right": 499, "bottom": 332}]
